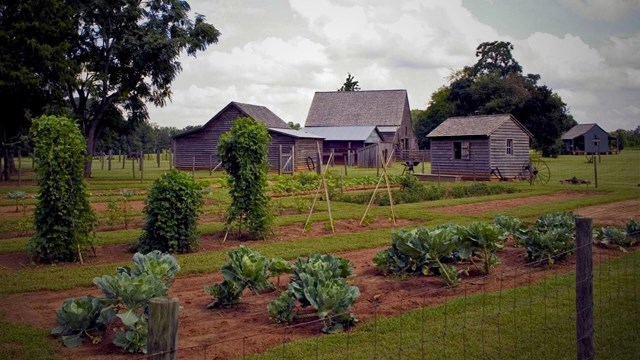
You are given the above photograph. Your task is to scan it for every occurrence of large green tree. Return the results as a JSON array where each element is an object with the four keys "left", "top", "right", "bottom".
[
  {"left": 414, "top": 41, "right": 576, "bottom": 155},
  {"left": 67, "top": 0, "right": 220, "bottom": 177},
  {"left": 0, "top": 0, "right": 75, "bottom": 179}
]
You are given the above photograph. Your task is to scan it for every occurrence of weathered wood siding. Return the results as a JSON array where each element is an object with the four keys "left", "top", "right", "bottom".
[
  {"left": 394, "top": 97, "right": 419, "bottom": 150},
  {"left": 267, "top": 134, "right": 322, "bottom": 171},
  {"left": 294, "top": 139, "right": 322, "bottom": 171},
  {"left": 582, "top": 127, "right": 609, "bottom": 154},
  {"left": 430, "top": 137, "right": 491, "bottom": 176},
  {"left": 489, "top": 121, "right": 531, "bottom": 177},
  {"left": 267, "top": 132, "right": 295, "bottom": 171},
  {"left": 173, "top": 107, "right": 244, "bottom": 170}
]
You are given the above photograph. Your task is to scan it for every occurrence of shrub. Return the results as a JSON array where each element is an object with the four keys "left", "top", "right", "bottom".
[
  {"left": 138, "top": 170, "right": 203, "bottom": 254},
  {"left": 28, "top": 115, "right": 96, "bottom": 263},
  {"left": 218, "top": 117, "right": 272, "bottom": 238}
]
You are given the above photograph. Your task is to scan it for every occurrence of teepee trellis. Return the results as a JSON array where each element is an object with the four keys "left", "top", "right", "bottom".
[
  {"left": 360, "top": 146, "right": 397, "bottom": 225},
  {"left": 304, "top": 143, "right": 335, "bottom": 233}
]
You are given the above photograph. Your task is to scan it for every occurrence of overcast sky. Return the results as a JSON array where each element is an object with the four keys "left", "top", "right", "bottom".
[{"left": 147, "top": 0, "right": 640, "bottom": 132}]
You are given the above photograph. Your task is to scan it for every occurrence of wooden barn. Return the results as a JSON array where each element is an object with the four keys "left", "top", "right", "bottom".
[
  {"left": 304, "top": 90, "right": 418, "bottom": 152},
  {"left": 427, "top": 114, "right": 532, "bottom": 179},
  {"left": 561, "top": 124, "right": 611, "bottom": 154},
  {"left": 300, "top": 126, "right": 382, "bottom": 165},
  {"left": 172, "top": 102, "right": 323, "bottom": 173}
]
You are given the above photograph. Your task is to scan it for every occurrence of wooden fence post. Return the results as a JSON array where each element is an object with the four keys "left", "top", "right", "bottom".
[
  {"left": 132, "top": 157, "right": 136, "bottom": 179},
  {"left": 17, "top": 149, "right": 22, "bottom": 187},
  {"left": 147, "top": 297, "right": 179, "bottom": 360},
  {"left": 157, "top": 149, "right": 161, "bottom": 168},
  {"left": 140, "top": 150, "right": 144, "bottom": 183},
  {"left": 108, "top": 149, "right": 112, "bottom": 171},
  {"left": 575, "top": 217, "right": 594, "bottom": 360},
  {"left": 278, "top": 145, "right": 282, "bottom": 175},
  {"left": 192, "top": 156, "right": 195, "bottom": 177}
]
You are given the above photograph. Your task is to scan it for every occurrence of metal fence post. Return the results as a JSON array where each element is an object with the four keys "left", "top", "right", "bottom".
[{"left": 575, "top": 217, "right": 594, "bottom": 360}]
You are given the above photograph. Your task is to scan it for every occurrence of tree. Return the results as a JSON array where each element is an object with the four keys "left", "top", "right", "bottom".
[
  {"left": 414, "top": 41, "right": 575, "bottom": 155},
  {"left": 66, "top": 0, "right": 220, "bottom": 177},
  {"left": 288, "top": 121, "right": 301, "bottom": 130},
  {"left": 338, "top": 73, "right": 360, "bottom": 91},
  {"left": 28, "top": 115, "right": 96, "bottom": 263},
  {"left": 218, "top": 117, "right": 272, "bottom": 238},
  {"left": 0, "top": 0, "right": 75, "bottom": 179}
]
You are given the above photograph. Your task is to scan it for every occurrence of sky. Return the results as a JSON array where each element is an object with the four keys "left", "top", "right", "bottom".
[{"left": 147, "top": 0, "right": 640, "bottom": 132}]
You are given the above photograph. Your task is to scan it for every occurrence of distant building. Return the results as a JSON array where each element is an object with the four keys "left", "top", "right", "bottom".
[
  {"left": 561, "top": 124, "right": 611, "bottom": 154},
  {"left": 304, "top": 90, "right": 418, "bottom": 151},
  {"left": 172, "top": 102, "right": 323, "bottom": 172},
  {"left": 427, "top": 114, "right": 532, "bottom": 179}
]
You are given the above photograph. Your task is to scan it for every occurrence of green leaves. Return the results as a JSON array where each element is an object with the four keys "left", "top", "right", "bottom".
[
  {"left": 51, "top": 296, "right": 115, "bottom": 348},
  {"left": 218, "top": 117, "right": 272, "bottom": 238},
  {"left": 28, "top": 115, "right": 96, "bottom": 263},
  {"left": 270, "top": 253, "right": 360, "bottom": 333},
  {"left": 138, "top": 170, "right": 203, "bottom": 253}
]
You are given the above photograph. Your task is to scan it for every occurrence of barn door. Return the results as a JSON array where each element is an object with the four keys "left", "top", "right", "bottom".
[{"left": 279, "top": 145, "right": 294, "bottom": 174}]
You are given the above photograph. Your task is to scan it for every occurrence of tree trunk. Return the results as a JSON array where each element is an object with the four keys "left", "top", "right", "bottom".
[{"left": 84, "top": 121, "right": 98, "bottom": 178}]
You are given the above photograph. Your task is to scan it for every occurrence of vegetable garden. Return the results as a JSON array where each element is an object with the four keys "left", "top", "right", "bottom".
[{"left": 0, "top": 150, "right": 639, "bottom": 359}]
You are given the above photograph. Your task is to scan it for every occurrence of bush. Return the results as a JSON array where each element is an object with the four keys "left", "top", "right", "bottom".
[
  {"left": 138, "top": 170, "right": 203, "bottom": 253},
  {"left": 28, "top": 115, "right": 96, "bottom": 263}
]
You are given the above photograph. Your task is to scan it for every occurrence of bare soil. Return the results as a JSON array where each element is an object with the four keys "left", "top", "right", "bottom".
[{"left": 1, "top": 192, "right": 638, "bottom": 359}]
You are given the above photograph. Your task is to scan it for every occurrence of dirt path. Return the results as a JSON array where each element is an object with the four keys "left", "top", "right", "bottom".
[{"left": 575, "top": 199, "right": 640, "bottom": 227}]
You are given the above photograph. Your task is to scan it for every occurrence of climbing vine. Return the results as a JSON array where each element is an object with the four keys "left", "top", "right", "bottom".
[
  {"left": 28, "top": 115, "right": 96, "bottom": 263},
  {"left": 218, "top": 117, "right": 272, "bottom": 238}
]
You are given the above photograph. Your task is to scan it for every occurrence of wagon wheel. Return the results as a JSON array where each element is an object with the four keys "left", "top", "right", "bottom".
[
  {"left": 522, "top": 158, "right": 550, "bottom": 185},
  {"left": 306, "top": 156, "right": 315, "bottom": 171}
]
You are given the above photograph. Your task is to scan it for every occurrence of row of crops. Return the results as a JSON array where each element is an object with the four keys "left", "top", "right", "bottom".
[{"left": 50, "top": 213, "right": 639, "bottom": 354}]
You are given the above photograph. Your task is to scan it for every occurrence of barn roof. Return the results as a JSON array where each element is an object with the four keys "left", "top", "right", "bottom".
[
  {"left": 305, "top": 90, "right": 408, "bottom": 127},
  {"left": 301, "top": 126, "right": 381, "bottom": 142},
  {"left": 268, "top": 128, "right": 324, "bottom": 139},
  {"left": 173, "top": 101, "right": 289, "bottom": 138},
  {"left": 561, "top": 124, "right": 606, "bottom": 140},
  {"left": 426, "top": 114, "right": 533, "bottom": 138}
]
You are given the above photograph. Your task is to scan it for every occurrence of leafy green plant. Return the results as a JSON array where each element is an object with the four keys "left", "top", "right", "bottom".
[
  {"left": 459, "top": 222, "right": 505, "bottom": 275},
  {"left": 596, "top": 226, "right": 635, "bottom": 248},
  {"left": 106, "top": 198, "right": 122, "bottom": 228},
  {"left": 519, "top": 227, "right": 575, "bottom": 265},
  {"left": 270, "top": 254, "right": 359, "bottom": 333},
  {"left": 218, "top": 117, "right": 272, "bottom": 238},
  {"left": 120, "top": 190, "right": 134, "bottom": 229},
  {"left": 52, "top": 251, "right": 180, "bottom": 354},
  {"left": 138, "top": 170, "right": 204, "bottom": 254},
  {"left": 28, "top": 115, "right": 96, "bottom": 263},
  {"left": 493, "top": 214, "right": 526, "bottom": 239},
  {"left": 205, "top": 246, "right": 291, "bottom": 308},
  {"left": 51, "top": 296, "right": 115, "bottom": 348},
  {"left": 7, "top": 191, "right": 26, "bottom": 213},
  {"left": 626, "top": 220, "right": 640, "bottom": 240}
]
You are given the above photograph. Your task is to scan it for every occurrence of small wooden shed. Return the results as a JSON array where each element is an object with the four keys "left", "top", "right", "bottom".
[
  {"left": 427, "top": 114, "right": 532, "bottom": 179},
  {"left": 561, "top": 124, "right": 610, "bottom": 154},
  {"left": 172, "top": 102, "right": 323, "bottom": 172}
]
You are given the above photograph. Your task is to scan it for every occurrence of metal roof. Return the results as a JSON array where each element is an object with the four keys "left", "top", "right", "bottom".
[
  {"left": 301, "top": 126, "right": 381, "bottom": 142},
  {"left": 305, "top": 90, "right": 408, "bottom": 127},
  {"left": 427, "top": 114, "right": 533, "bottom": 138},
  {"left": 561, "top": 124, "right": 605, "bottom": 140},
  {"left": 268, "top": 128, "right": 324, "bottom": 139}
]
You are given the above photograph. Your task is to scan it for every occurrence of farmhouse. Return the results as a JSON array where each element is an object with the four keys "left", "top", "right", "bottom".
[
  {"left": 172, "top": 102, "right": 323, "bottom": 173},
  {"left": 304, "top": 90, "right": 418, "bottom": 152},
  {"left": 561, "top": 123, "right": 611, "bottom": 154},
  {"left": 427, "top": 114, "right": 532, "bottom": 179}
]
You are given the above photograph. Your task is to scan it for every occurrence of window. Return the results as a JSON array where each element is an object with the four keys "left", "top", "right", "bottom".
[
  {"left": 453, "top": 141, "right": 470, "bottom": 160},
  {"left": 506, "top": 139, "right": 513, "bottom": 155}
]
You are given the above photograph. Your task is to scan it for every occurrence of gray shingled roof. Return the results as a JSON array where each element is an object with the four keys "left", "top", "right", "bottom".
[
  {"left": 305, "top": 90, "right": 408, "bottom": 127},
  {"left": 268, "top": 128, "right": 324, "bottom": 139},
  {"left": 426, "top": 114, "right": 533, "bottom": 138},
  {"left": 301, "top": 126, "right": 381, "bottom": 142},
  {"left": 561, "top": 124, "right": 600, "bottom": 140},
  {"left": 233, "top": 102, "right": 289, "bottom": 129}
]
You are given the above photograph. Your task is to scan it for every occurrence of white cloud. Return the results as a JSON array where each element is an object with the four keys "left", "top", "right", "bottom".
[
  {"left": 560, "top": 0, "right": 640, "bottom": 21},
  {"left": 602, "top": 32, "right": 640, "bottom": 69}
]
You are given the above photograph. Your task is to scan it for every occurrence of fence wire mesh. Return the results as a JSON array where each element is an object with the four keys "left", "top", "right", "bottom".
[{"left": 138, "top": 242, "right": 639, "bottom": 360}]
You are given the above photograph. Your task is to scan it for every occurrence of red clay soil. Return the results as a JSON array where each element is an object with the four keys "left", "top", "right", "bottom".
[
  {"left": 428, "top": 192, "right": 598, "bottom": 215},
  {"left": 1, "top": 193, "right": 638, "bottom": 359}
]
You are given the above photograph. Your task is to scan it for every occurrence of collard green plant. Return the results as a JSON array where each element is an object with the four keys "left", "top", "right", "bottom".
[
  {"left": 28, "top": 115, "right": 96, "bottom": 263},
  {"left": 270, "top": 253, "right": 359, "bottom": 333},
  {"left": 218, "top": 117, "right": 272, "bottom": 238},
  {"left": 460, "top": 222, "right": 505, "bottom": 275},
  {"left": 205, "top": 246, "right": 290, "bottom": 308},
  {"left": 536, "top": 211, "right": 576, "bottom": 233},
  {"left": 7, "top": 191, "right": 26, "bottom": 213},
  {"left": 596, "top": 226, "right": 635, "bottom": 249},
  {"left": 138, "top": 170, "right": 203, "bottom": 254},
  {"left": 493, "top": 214, "right": 526, "bottom": 239},
  {"left": 519, "top": 227, "right": 575, "bottom": 265},
  {"left": 626, "top": 220, "right": 640, "bottom": 240},
  {"left": 51, "top": 296, "right": 115, "bottom": 348},
  {"left": 53, "top": 251, "right": 180, "bottom": 354}
]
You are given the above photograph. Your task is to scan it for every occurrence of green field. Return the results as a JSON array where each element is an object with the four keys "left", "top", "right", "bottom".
[{"left": 0, "top": 150, "right": 638, "bottom": 359}]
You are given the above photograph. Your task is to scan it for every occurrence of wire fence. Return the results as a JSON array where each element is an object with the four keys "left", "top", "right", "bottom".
[{"left": 138, "top": 221, "right": 639, "bottom": 360}]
